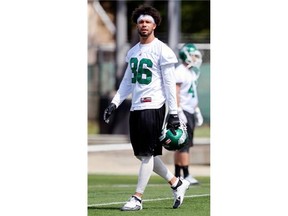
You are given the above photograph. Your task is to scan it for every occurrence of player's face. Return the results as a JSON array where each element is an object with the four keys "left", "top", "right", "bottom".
[
  {"left": 137, "top": 19, "right": 156, "bottom": 38},
  {"left": 191, "top": 54, "right": 201, "bottom": 62}
]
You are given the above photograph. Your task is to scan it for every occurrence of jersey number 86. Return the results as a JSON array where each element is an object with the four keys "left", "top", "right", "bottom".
[{"left": 130, "top": 57, "right": 152, "bottom": 85}]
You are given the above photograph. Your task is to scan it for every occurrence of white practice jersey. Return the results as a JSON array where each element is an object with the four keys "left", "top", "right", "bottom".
[
  {"left": 112, "top": 38, "right": 178, "bottom": 114},
  {"left": 175, "top": 64, "right": 200, "bottom": 114}
]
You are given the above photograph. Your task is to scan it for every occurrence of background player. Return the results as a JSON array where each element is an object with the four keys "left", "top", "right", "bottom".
[{"left": 174, "top": 43, "right": 204, "bottom": 185}]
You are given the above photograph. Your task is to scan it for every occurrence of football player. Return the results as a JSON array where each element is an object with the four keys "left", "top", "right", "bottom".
[
  {"left": 103, "top": 5, "right": 190, "bottom": 211},
  {"left": 174, "top": 43, "right": 204, "bottom": 185}
]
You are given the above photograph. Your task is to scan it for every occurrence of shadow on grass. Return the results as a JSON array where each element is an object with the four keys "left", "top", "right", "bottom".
[
  {"left": 88, "top": 205, "right": 173, "bottom": 211},
  {"left": 88, "top": 206, "right": 120, "bottom": 210}
]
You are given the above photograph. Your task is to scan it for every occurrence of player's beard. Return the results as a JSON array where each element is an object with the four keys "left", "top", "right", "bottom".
[{"left": 138, "top": 29, "right": 153, "bottom": 38}]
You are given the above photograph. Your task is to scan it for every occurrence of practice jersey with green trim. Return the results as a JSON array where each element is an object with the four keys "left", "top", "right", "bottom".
[
  {"left": 175, "top": 64, "right": 199, "bottom": 114},
  {"left": 112, "top": 38, "right": 178, "bottom": 113}
]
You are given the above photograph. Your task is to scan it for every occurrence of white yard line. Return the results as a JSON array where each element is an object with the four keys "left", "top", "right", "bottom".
[
  {"left": 88, "top": 194, "right": 210, "bottom": 207},
  {"left": 88, "top": 144, "right": 133, "bottom": 152}
]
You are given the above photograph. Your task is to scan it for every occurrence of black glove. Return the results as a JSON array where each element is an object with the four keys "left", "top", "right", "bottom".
[
  {"left": 167, "top": 114, "right": 180, "bottom": 134},
  {"left": 103, "top": 103, "right": 116, "bottom": 123}
]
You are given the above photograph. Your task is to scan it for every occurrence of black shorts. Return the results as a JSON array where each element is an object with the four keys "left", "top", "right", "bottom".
[
  {"left": 178, "top": 110, "right": 195, "bottom": 153},
  {"left": 129, "top": 105, "right": 166, "bottom": 156}
]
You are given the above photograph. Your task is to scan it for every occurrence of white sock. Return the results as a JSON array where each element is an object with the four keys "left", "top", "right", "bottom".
[
  {"left": 135, "top": 156, "right": 154, "bottom": 194},
  {"left": 153, "top": 156, "right": 174, "bottom": 181}
]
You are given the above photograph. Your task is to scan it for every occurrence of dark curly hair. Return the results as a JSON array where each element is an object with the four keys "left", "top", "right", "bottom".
[{"left": 131, "top": 5, "right": 162, "bottom": 26}]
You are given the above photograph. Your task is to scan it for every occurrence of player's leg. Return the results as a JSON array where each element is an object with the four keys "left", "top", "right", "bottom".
[
  {"left": 121, "top": 155, "right": 154, "bottom": 211},
  {"left": 152, "top": 105, "right": 189, "bottom": 208},
  {"left": 174, "top": 150, "right": 190, "bottom": 177},
  {"left": 174, "top": 111, "right": 199, "bottom": 185},
  {"left": 153, "top": 156, "right": 190, "bottom": 208},
  {"left": 135, "top": 156, "right": 154, "bottom": 197},
  {"left": 121, "top": 106, "right": 164, "bottom": 211}
]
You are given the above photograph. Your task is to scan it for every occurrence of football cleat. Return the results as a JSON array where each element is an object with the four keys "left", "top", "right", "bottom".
[
  {"left": 172, "top": 178, "right": 190, "bottom": 209},
  {"left": 185, "top": 175, "right": 199, "bottom": 185},
  {"left": 121, "top": 196, "right": 143, "bottom": 211}
]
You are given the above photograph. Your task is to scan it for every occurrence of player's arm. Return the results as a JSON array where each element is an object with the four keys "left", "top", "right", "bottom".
[
  {"left": 176, "top": 83, "right": 188, "bottom": 124},
  {"left": 194, "top": 105, "right": 203, "bottom": 126},
  {"left": 162, "top": 63, "right": 177, "bottom": 114},
  {"left": 161, "top": 63, "right": 180, "bottom": 129},
  {"left": 176, "top": 83, "right": 181, "bottom": 107},
  {"left": 111, "top": 64, "right": 133, "bottom": 107},
  {"left": 104, "top": 64, "right": 133, "bottom": 123}
]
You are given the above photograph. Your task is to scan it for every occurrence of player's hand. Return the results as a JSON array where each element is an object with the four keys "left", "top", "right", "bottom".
[
  {"left": 177, "top": 107, "right": 187, "bottom": 124},
  {"left": 195, "top": 107, "right": 203, "bottom": 126},
  {"left": 103, "top": 103, "right": 116, "bottom": 123},
  {"left": 167, "top": 114, "right": 180, "bottom": 133}
]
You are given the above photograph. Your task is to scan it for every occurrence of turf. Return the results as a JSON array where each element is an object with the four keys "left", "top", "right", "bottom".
[{"left": 88, "top": 175, "right": 210, "bottom": 216}]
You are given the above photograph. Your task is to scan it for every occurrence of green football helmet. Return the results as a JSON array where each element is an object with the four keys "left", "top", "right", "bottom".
[
  {"left": 179, "top": 43, "right": 202, "bottom": 69},
  {"left": 159, "top": 122, "right": 188, "bottom": 151}
]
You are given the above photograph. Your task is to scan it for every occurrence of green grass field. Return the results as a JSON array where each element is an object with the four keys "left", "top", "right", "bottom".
[{"left": 88, "top": 175, "right": 210, "bottom": 216}]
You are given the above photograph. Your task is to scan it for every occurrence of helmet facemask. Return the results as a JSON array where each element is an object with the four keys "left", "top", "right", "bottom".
[{"left": 179, "top": 44, "right": 203, "bottom": 69}]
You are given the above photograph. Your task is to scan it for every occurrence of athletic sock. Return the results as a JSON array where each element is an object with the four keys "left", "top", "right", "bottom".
[
  {"left": 174, "top": 164, "right": 181, "bottom": 177},
  {"left": 182, "top": 165, "right": 189, "bottom": 178}
]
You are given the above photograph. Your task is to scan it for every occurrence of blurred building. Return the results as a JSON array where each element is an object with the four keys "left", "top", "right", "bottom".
[{"left": 88, "top": 1, "right": 115, "bottom": 123}]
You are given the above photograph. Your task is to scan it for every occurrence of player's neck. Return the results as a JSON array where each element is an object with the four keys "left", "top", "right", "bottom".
[{"left": 139, "top": 34, "right": 155, "bottom": 44}]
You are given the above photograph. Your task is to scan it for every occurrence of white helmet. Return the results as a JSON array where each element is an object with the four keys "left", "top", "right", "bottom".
[{"left": 179, "top": 43, "right": 202, "bottom": 69}]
